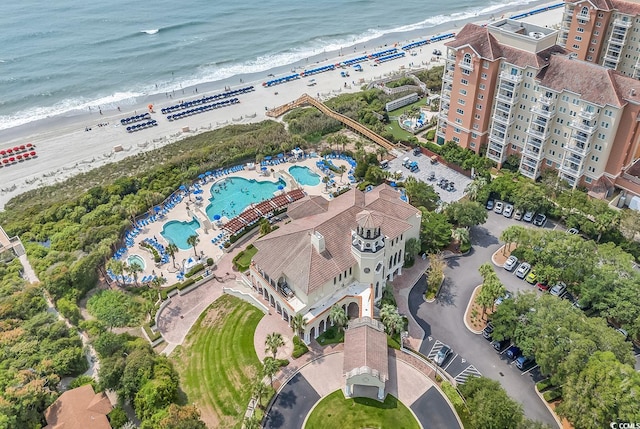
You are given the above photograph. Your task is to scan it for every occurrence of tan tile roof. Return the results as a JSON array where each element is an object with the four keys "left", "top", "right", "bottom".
[
  {"left": 286, "top": 195, "right": 330, "bottom": 219},
  {"left": 571, "top": 0, "right": 614, "bottom": 11},
  {"left": 611, "top": 0, "right": 640, "bottom": 14},
  {"left": 446, "top": 24, "right": 567, "bottom": 68},
  {"left": 537, "top": 55, "right": 640, "bottom": 106},
  {"left": 252, "top": 185, "right": 419, "bottom": 295},
  {"left": 343, "top": 317, "right": 389, "bottom": 382},
  {"left": 44, "top": 385, "right": 112, "bottom": 429}
]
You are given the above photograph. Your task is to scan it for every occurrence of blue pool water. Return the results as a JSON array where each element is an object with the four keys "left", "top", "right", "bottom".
[
  {"left": 289, "top": 166, "right": 321, "bottom": 186},
  {"left": 161, "top": 218, "right": 201, "bottom": 250},
  {"left": 127, "top": 254, "right": 146, "bottom": 270},
  {"left": 205, "top": 176, "right": 285, "bottom": 220}
]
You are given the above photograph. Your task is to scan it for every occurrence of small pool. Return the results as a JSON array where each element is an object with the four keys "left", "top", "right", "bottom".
[
  {"left": 403, "top": 120, "right": 412, "bottom": 127},
  {"left": 205, "top": 176, "right": 285, "bottom": 220},
  {"left": 127, "top": 254, "right": 146, "bottom": 270},
  {"left": 289, "top": 165, "right": 321, "bottom": 186},
  {"left": 161, "top": 218, "right": 201, "bottom": 250}
]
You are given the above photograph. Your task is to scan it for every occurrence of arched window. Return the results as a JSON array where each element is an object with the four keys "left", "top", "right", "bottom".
[
  {"left": 581, "top": 6, "right": 588, "bottom": 15},
  {"left": 463, "top": 53, "right": 472, "bottom": 65}
]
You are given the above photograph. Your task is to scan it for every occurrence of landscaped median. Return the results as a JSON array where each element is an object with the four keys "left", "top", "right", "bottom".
[{"left": 463, "top": 285, "right": 488, "bottom": 334}]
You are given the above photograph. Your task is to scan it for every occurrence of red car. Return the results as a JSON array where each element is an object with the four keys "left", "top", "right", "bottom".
[{"left": 537, "top": 281, "right": 550, "bottom": 291}]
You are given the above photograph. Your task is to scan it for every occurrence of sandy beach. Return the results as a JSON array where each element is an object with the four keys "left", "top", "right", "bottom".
[{"left": 0, "top": 3, "right": 563, "bottom": 210}]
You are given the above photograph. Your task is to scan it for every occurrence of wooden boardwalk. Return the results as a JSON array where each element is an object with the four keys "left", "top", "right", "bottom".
[{"left": 267, "top": 93, "right": 397, "bottom": 152}]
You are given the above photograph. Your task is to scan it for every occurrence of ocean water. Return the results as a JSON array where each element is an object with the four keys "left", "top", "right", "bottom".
[{"left": 0, "top": 0, "right": 547, "bottom": 131}]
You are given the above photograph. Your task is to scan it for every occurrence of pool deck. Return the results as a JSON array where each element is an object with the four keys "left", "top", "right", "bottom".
[{"left": 118, "top": 156, "right": 353, "bottom": 285}]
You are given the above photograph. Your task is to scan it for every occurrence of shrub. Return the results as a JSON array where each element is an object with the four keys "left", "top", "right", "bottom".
[
  {"left": 275, "top": 359, "right": 289, "bottom": 367},
  {"left": 543, "top": 389, "right": 562, "bottom": 402},
  {"left": 206, "top": 257, "right": 214, "bottom": 266},
  {"left": 160, "top": 284, "right": 178, "bottom": 300},
  {"left": 69, "top": 375, "right": 97, "bottom": 390},
  {"left": 108, "top": 406, "right": 129, "bottom": 429},
  {"left": 177, "top": 278, "right": 196, "bottom": 290},
  {"left": 425, "top": 129, "right": 436, "bottom": 141},
  {"left": 536, "top": 379, "right": 554, "bottom": 392},
  {"left": 185, "top": 263, "right": 204, "bottom": 278},
  {"left": 143, "top": 323, "right": 162, "bottom": 342},
  {"left": 292, "top": 336, "right": 309, "bottom": 358}
]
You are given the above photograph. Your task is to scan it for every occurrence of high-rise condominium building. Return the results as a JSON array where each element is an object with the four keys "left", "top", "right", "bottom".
[
  {"left": 558, "top": 0, "right": 640, "bottom": 78},
  {"left": 436, "top": 18, "right": 640, "bottom": 193}
]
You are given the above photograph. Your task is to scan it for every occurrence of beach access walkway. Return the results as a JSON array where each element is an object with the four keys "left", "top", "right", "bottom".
[{"left": 267, "top": 94, "right": 398, "bottom": 153}]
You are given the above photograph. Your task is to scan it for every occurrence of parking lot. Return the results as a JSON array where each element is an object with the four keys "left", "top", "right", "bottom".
[{"left": 388, "top": 150, "right": 472, "bottom": 203}]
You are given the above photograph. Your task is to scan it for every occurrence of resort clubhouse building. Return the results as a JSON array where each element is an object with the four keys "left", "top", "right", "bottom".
[{"left": 249, "top": 184, "right": 421, "bottom": 343}]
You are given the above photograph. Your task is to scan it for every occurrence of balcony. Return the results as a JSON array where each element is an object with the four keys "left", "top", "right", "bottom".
[
  {"left": 489, "top": 142, "right": 505, "bottom": 153},
  {"left": 441, "top": 90, "right": 450, "bottom": 102},
  {"left": 524, "top": 147, "right": 543, "bottom": 160},
  {"left": 531, "top": 118, "right": 549, "bottom": 128},
  {"left": 604, "top": 54, "right": 621, "bottom": 65},
  {"left": 489, "top": 131, "right": 507, "bottom": 145},
  {"left": 496, "top": 91, "right": 518, "bottom": 104},
  {"left": 521, "top": 156, "right": 540, "bottom": 169},
  {"left": 559, "top": 172, "right": 578, "bottom": 188},
  {"left": 608, "top": 45, "right": 622, "bottom": 54},
  {"left": 495, "top": 102, "right": 514, "bottom": 115},
  {"left": 447, "top": 52, "right": 456, "bottom": 62},
  {"left": 614, "top": 18, "right": 632, "bottom": 28},
  {"left": 458, "top": 60, "right": 473, "bottom": 72},
  {"left": 576, "top": 12, "right": 590, "bottom": 21},
  {"left": 526, "top": 136, "right": 543, "bottom": 150},
  {"left": 612, "top": 27, "right": 628, "bottom": 37},
  {"left": 492, "top": 112, "right": 515, "bottom": 126},
  {"left": 500, "top": 71, "right": 523, "bottom": 84},
  {"left": 487, "top": 149, "right": 505, "bottom": 163},
  {"left": 446, "top": 62, "right": 455, "bottom": 72},
  {"left": 520, "top": 166, "right": 538, "bottom": 180},
  {"left": 565, "top": 140, "right": 592, "bottom": 156},
  {"left": 579, "top": 108, "right": 597, "bottom": 120},
  {"left": 560, "top": 162, "right": 584, "bottom": 177},
  {"left": 443, "top": 72, "right": 453, "bottom": 82},
  {"left": 538, "top": 94, "right": 554, "bottom": 106},
  {"left": 526, "top": 126, "right": 550, "bottom": 140},
  {"left": 569, "top": 120, "right": 597, "bottom": 134},
  {"left": 531, "top": 104, "right": 555, "bottom": 119}
]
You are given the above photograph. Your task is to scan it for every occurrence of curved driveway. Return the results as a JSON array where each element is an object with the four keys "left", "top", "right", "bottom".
[
  {"left": 407, "top": 212, "right": 557, "bottom": 427},
  {"left": 264, "top": 352, "right": 460, "bottom": 429}
]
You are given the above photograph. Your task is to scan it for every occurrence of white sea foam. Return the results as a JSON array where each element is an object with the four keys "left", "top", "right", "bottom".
[
  {"left": 141, "top": 29, "right": 159, "bottom": 35},
  {"left": 0, "top": 91, "right": 142, "bottom": 131}
]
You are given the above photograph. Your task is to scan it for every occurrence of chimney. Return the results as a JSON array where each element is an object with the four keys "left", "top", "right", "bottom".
[
  {"left": 311, "top": 231, "right": 325, "bottom": 253},
  {"left": 631, "top": 89, "right": 636, "bottom": 97}
]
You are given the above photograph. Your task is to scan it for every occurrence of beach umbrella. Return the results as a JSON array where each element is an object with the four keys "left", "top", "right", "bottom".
[
  {"left": 154, "top": 206, "right": 162, "bottom": 213},
  {"left": 205, "top": 171, "right": 212, "bottom": 176},
  {"left": 213, "top": 214, "right": 221, "bottom": 221},
  {"left": 179, "top": 185, "right": 187, "bottom": 191},
  {"left": 194, "top": 189, "right": 203, "bottom": 195},
  {"left": 261, "top": 166, "right": 267, "bottom": 171},
  {"left": 264, "top": 156, "right": 272, "bottom": 160},
  {"left": 277, "top": 185, "right": 284, "bottom": 190},
  {"left": 0, "top": 150, "right": 5, "bottom": 156},
  {"left": 198, "top": 173, "right": 205, "bottom": 179}
]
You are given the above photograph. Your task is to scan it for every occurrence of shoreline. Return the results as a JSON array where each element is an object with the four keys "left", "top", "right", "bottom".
[{"left": 0, "top": 0, "right": 563, "bottom": 210}]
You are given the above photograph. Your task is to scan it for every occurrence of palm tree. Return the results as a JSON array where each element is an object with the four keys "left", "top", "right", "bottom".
[
  {"left": 336, "top": 134, "right": 349, "bottom": 153},
  {"left": 265, "top": 332, "right": 285, "bottom": 359},
  {"left": 290, "top": 313, "right": 307, "bottom": 338},
  {"left": 384, "top": 312, "right": 405, "bottom": 338},
  {"left": 499, "top": 225, "right": 527, "bottom": 255},
  {"left": 150, "top": 275, "right": 167, "bottom": 302},
  {"left": 329, "top": 305, "right": 348, "bottom": 332},
  {"left": 252, "top": 379, "right": 270, "bottom": 410},
  {"left": 451, "top": 227, "right": 470, "bottom": 250},
  {"left": 338, "top": 165, "right": 347, "bottom": 184},
  {"left": 259, "top": 219, "right": 272, "bottom": 236},
  {"left": 244, "top": 416, "right": 261, "bottom": 429},
  {"left": 464, "top": 177, "right": 487, "bottom": 202},
  {"left": 186, "top": 234, "right": 199, "bottom": 258},
  {"left": 379, "top": 303, "right": 397, "bottom": 326},
  {"left": 478, "top": 263, "right": 494, "bottom": 282},
  {"left": 376, "top": 146, "right": 388, "bottom": 162},
  {"left": 262, "top": 357, "right": 279, "bottom": 387},
  {"left": 166, "top": 243, "right": 179, "bottom": 268},
  {"left": 125, "top": 262, "right": 143, "bottom": 287},
  {"left": 107, "top": 259, "right": 125, "bottom": 287}
]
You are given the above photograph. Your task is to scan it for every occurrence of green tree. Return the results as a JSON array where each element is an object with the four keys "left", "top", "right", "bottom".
[
  {"left": 56, "top": 296, "right": 81, "bottom": 325},
  {"left": 141, "top": 404, "right": 206, "bottom": 429},
  {"left": 445, "top": 200, "right": 487, "bottom": 228},
  {"left": 384, "top": 311, "right": 405, "bottom": 337},
  {"left": 186, "top": 235, "right": 199, "bottom": 258},
  {"left": 419, "top": 209, "right": 453, "bottom": 253},
  {"left": 489, "top": 171, "right": 520, "bottom": 202},
  {"left": 108, "top": 406, "right": 129, "bottom": 429},
  {"left": 107, "top": 259, "right": 125, "bottom": 287},
  {"left": 125, "top": 261, "right": 143, "bottom": 287},
  {"left": 558, "top": 351, "right": 640, "bottom": 428},
  {"left": 252, "top": 379, "right": 270, "bottom": 410},
  {"left": 262, "top": 357, "right": 279, "bottom": 388},
  {"left": 69, "top": 375, "right": 96, "bottom": 390},
  {"left": 619, "top": 208, "right": 640, "bottom": 240},
  {"left": 464, "top": 177, "right": 487, "bottom": 202},
  {"left": 499, "top": 225, "right": 528, "bottom": 255},
  {"left": 459, "top": 377, "right": 525, "bottom": 429},
  {"left": 404, "top": 177, "right": 439, "bottom": 211},
  {"left": 87, "top": 290, "right": 143, "bottom": 328},
  {"left": 290, "top": 313, "right": 307, "bottom": 338},
  {"left": 404, "top": 237, "right": 421, "bottom": 263},
  {"left": 329, "top": 305, "right": 348, "bottom": 332},
  {"left": 265, "top": 332, "right": 285, "bottom": 359},
  {"left": 259, "top": 218, "right": 272, "bottom": 236},
  {"left": 451, "top": 227, "right": 470, "bottom": 247}
]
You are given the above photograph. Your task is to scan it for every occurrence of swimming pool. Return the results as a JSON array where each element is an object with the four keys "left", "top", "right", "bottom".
[
  {"left": 289, "top": 165, "right": 320, "bottom": 186},
  {"left": 205, "top": 176, "right": 285, "bottom": 220},
  {"left": 127, "top": 254, "right": 146, "bottom": 270},
  {"left": 161, "top": 218, "right": 201, "bottom": 250}
]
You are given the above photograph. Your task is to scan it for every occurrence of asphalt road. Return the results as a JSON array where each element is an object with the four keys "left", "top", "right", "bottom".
[
  {"left": 411, "top": 387, "right": 461, "bottom": 429},
  {"left": 408, "top": 211, "right": 558, "bottom": 427},
  {"left": 264, "top": 373, "right": 320, "bottom": 429}
]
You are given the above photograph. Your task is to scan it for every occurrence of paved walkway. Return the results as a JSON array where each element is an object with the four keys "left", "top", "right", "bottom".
[{"left": 391, "top": 257, "right": 429, "bottom": 351}]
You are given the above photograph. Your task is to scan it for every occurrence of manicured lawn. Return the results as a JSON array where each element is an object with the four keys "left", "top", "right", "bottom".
[
  {"left": 386, "top": 122, "right": 415, "bottom": 141},
  {"left": 388, "top": 99, "right": 427, "bottom": 116},
  {"left": 316, "top": 325, "right": 344, "bottom": 345},
  {"left": 305, "top": 390, "right": 419, "bottom": 429},
  {"left": 172, "top": 295, "right": 264, "bottom": 429},
  {"left": 233, "top": 245, "right": 258, "bottom": 272}
]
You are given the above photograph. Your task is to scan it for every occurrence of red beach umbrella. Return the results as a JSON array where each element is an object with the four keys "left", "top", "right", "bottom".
[
  {"left": 23, "top": 153, "right": 30, "bottom": 158},
  {"left": 8, "top": 157, "right": 15, "bottom": 162},
  {"left": 30, "top": 151, "right": 36, "bottom": 156},
  {"left": 26, "top": 143, "right": 32, "bottom": 147},
  {"left": 0, "top": 150, "right": 5, "bottom": 156},
  {"left": 16, "top": 155, "right": 22, "bottom": 160},
  {"left": 2, "top": 159, "right": 7, "bottom": 164},
  {"left": 6, "top": 148, "right": 12, "bottom": 154},
  {"left": 19, "top": 145, "right": 25, "bottom": 150},
  {"left": 13, "top": 147, "right": 19, "bottom": 152}
]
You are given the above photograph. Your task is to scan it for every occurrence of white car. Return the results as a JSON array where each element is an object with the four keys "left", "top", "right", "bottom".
[
  {"left": 523, "top": 211, "right": 534, "bottom": 222},
  {"left": 503, "top": 204, "right": 514, "bottom": 218},
  {"left": 494, "top": 201, "right": 504, "bottom": 214},
  {"left": 550, "top": 282, "right": 567, "bottom": 297},
  {"left": 503, "top": 255, "right": 519, "bottom": 271},
  {"left": 515, "top": 262, "right": 531, "bottom": 279}
]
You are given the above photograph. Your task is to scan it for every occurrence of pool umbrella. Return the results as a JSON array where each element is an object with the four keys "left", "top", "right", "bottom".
[
  {"left": 264, "top": 156, "right": 272, "bottom": 160},
  {"left": 154, "top": 206, "right": 162, "bottom": 212},
  {"left": 213, "top": 214, "right": 221, "bottom": 221},
  {"left": 194, "top": 189, "right": 203, "bottom": 194},
  {"left": 206, "top": 171, "right": 212, "bottom": 176},
  {"left": 179, "top": 185, "right": 187, "bottom": 191},
  {"left": 277, "top": 185, "right": 284, "bottom": 190},
  {"left": 261, "top": 166, "right": 267, "bottom": 171},
  {"left": 390, "top": 182, "right": 397, "bottom": 187},
  {"left": 198, "top": 173, "right": 205, "bottom": 179}
]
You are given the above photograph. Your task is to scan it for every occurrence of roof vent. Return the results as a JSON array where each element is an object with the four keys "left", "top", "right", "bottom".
[
  {"left": 529, "top": 32, "right": 545, "bottom": 39},
  {"left": 631, "top": 89, "right": 637, "bottom": 96},
  {"left": 311, "top": 231, "right": 325, "bottom": 254}
]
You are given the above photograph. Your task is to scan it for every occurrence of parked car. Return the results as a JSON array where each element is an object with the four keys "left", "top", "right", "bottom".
[
  {"left": 549, "top": 282, "right": 567, "bottom": 297},
  {"left": 503, "top": 255, "right": 519, "bottom": 271},
  {"left": 567, "top": 227, "right": 579, "bottom": 235},
  {"left": 506, "top": 345, "right": 522, "bottom": 360},
  {"left": 525, "top": 271, "right": 537, "bottom": 284},
  {"left": 435, "top": 344, "right": 453, "bottom": 366},
  {"left": 533, "top": 213, "right": 547, "bottom": 227},
  {"left": 486, "top": 200, "right": 495, "bottom": 210},
  {"left": 503, "top": 204, "right": 514, "bottom": 218},
  {"left": 428, "top": 171, "right": 436, "bottom": 181},
  {"left": 513, "top": 209, "right": 523, "bottom": 221},
  {"left": 493, "top": 338, "right": 511, "bottom": 352},
  {"left": 537, "top": 281, "right": 550, "bottom": 291},
  {"left": 493, "top": 201, "right": 504, "bottom": 214},
  {"left": 515, "top": 262, "right": 531, "bottom": 279},
  {"left": 515, "top": 356, "right": 536, "bottom": 370},
  {"left": 616, "top": 328, "right": 629, "bottom": 340},
  {"left": 494, "top": 291, "right": 513, "bottom": 306},
  {"left": 482, "top": 323, "right": 494, "bottom": 340},
  {"left": 523, "top": 211, "right": 534, "bottom": 222}
]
